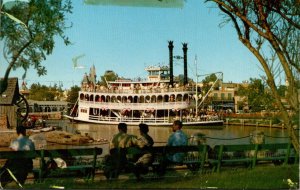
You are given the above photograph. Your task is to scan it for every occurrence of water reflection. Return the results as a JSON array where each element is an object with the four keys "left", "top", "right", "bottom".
[
  {"left": 36, "top": 121, "right": 290, "bottom": 156},
  {"left": 65, "top": 121, "right": 289, "bottom": 148}
]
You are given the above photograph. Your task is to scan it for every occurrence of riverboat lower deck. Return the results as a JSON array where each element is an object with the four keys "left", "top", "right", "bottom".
[{"left": 65, "top": 114, "right": 224, "bottom": 127}]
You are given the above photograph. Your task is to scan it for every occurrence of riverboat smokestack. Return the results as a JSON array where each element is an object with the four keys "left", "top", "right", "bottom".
[
  {"left": 183, "top": 43, "right": 188, "bottom": 86},
  {"left": 168, "top": 41, "right": 174, "bottom": 87}
]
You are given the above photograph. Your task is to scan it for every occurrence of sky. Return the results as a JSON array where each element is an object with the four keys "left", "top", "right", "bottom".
[{"left": 0, "top": 0, "right": 266, "bottom": 90}]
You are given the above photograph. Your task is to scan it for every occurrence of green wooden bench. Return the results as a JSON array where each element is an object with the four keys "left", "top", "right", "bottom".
[
  {"left": 0, "top": 151, "right": 39, "bottom": 160},
  {"left": 0, "top": 148, "right": 102, "bottom": 183},
  {"left": 33, "top": 147, "right": 102, "bottom": 182},
  {"left": 151, "top": 145, "right": 208, "bottom": 173},
  {"left": 207, "top": 143, "right": 298, "bottom": 173},
  {"left": 255, "top": 143, "right": 299, "bottom": 166},
  {"left": 208, "top": 144, "right": 258, "bottom": 173},
  {"left": 102, "top": 145, "right": 208, "bottom": 179}
]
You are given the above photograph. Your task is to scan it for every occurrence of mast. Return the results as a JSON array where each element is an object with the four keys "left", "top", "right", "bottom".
[{"left": 195, "top": 55, "right": 198, "bottom": 117}]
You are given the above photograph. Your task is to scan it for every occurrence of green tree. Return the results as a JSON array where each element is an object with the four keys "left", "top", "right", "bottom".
[
  {"left": 206, "top": 0, "right": 300, "bottom": 152},
  {"left": 201, "top": 73, "right": 219, "bottom": 95},
  {"left": 277, "top": 85, "right": 287, "bottom": 97},
  {"left": 29, "top": 83, "right": 62, "bottom": 101},
  {"left": 98, "top": 70, "right": 118, "bottom": 88},
  {"left": 49, "top": 83, "right": 64, "bottom": 100},
  {"left": 237, "top": 78, "right": 274, "bottom": 112},
  {"left": 0, "top": 0, "right": 72, "bottom": 93},
  {"left": 66, "top": 85, "right": 80, "bottom": 103},
  {"left": 176, "top": 74, "right": 194, "bottom": 85}
]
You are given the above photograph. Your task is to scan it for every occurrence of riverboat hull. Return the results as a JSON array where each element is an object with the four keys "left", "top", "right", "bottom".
[{"left": 64, "top": 115, "right": 224, "bottom": 127}]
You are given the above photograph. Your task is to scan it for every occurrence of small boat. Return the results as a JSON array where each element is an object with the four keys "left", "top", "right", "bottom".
[{"left": 64, "top": 42, "right": 224, "bottom": 127}]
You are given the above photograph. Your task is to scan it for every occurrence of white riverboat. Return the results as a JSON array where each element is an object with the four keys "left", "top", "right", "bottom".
[
  {"left": 65, "top": 65, "right": 223, "bottom": 127},
  {"left": 65, "top": 42, "right": 224, "bottom": 127}
]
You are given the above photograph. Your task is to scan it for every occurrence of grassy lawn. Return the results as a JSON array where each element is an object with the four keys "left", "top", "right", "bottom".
[{"left": 13, "top": 164, "right": 298, "bottom": 189}]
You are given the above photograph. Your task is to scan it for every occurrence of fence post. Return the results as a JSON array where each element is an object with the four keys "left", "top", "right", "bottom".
[
  {"left": 92, "top": 147, "right": 97, "bottom": 181},
  {"left": 252, "top": 144, "right": 258, "bottom": 168},
  {"left": 217, "top": 145, "right": 224, "bottom": 173},
  {"left": 200, "top": 145, "right": 207, "bottom": 173},
  {"left": 284, "top": 143, "right": 291, "bottom": 165}
]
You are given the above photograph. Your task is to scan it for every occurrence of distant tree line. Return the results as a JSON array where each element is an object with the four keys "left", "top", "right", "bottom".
[{"left": 28, "top": 83, "right": 80, "bottom": 104}]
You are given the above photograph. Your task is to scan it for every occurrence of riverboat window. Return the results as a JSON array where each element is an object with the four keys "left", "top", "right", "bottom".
[
  {"left": 80, "top": 108, "right": 87, "bottom": 113},
  {"left": 80, "top": 93, "right": 84, "bottom": 100},
  {"left": 117, "top": 96, "right": 122, "bottom": 103},
  {"left": 90, "top": 94, "right": 94, "bottom": 101},
  {"left": 164, "top": 95, "right": 169, "bottom": 102},
  {"left": 145, "top": 95, "right": 150, "bottom": 103},
  {"left": 213, "top": 93, "right": 218, "bottom": 99},
  {"left": 183, "top": 94, "right": 189, "bottom": 101},
  {"left": 85, "top": 94, "right": 89, "bottom": 101},
  {"left": 122, "top": 96, "right": 127, "bottom": 102},
  {"left": 221, "top": 93, "right": 225, "bottom": 100},
  {"left": 149, "top": 70, "right": 159, "bottom": 76},
  {"left": 176, "top": 94, "right": 183, "bottom": 101},
  {"left": 45, "top": 106, "right": 51, "bottom": 112},
  {"left": 151, "top": 96, "right": 156, "bottom": 103},
  {"left": 140, "top": 96, "right": 144, "bottom": 103},
  {"left": 90, "top": 108, "right": 99, "bottom": 115},
  {"left": 95, "top": 95, "right": 100, "bottom": 102},
  {"left": 133, "top": 96, "right": 138, "bottom": 103},
  {"left": 128, "top": 96, "right": 132, "bottom": 103},
  {"left": 157, "top": 95, "right": 163, "bottom": 103},
  {"left": 169, "top": 95, "right": 175, "bottom": 102}
]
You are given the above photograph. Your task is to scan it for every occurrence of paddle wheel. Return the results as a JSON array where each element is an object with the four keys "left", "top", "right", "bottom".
[{"left": 15, "top": 93, "right": 29, "bottom": 123}]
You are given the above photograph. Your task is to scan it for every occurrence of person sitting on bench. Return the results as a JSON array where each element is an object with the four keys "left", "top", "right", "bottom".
[
  {"left": 104, "top": 123, "right": 136, "bottom": 179},
  {"left": 166, "top": 120, "right": 188, "bottom": 163},
  {"left": 0, "top": 125, "right": 35, "bottom": 188},
  {"left": 132, "top": 123, "right": 154, "bottom": 180}
]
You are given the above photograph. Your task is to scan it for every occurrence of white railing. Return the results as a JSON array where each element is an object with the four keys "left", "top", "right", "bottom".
[
  {"left": 80, "top": 86, "right": 195, "bottom": 95},
  {"left": 80, "top": 101, "right": 190, "bottom": 110},
  {"left": 89, "top": 115, "right": 168, "bottom": 123}
]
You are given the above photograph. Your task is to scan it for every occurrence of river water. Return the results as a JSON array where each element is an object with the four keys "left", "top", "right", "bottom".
[{"left": 55, "top": 120, "right": 290, "bottom": 156}]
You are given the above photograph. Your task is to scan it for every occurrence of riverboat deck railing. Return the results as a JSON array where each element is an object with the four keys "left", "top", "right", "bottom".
[
  {"left": 80, "top": 101, "right": 191, "bottom": 110},
  {"left": 88, "top": 115, "right": 222, "bottom": 123},
  {"left": 80, "top": 86, "right": 195, "bottom": 94},
  {"left": 89, "top": 115, "right": 169, "bottom": 123}
]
